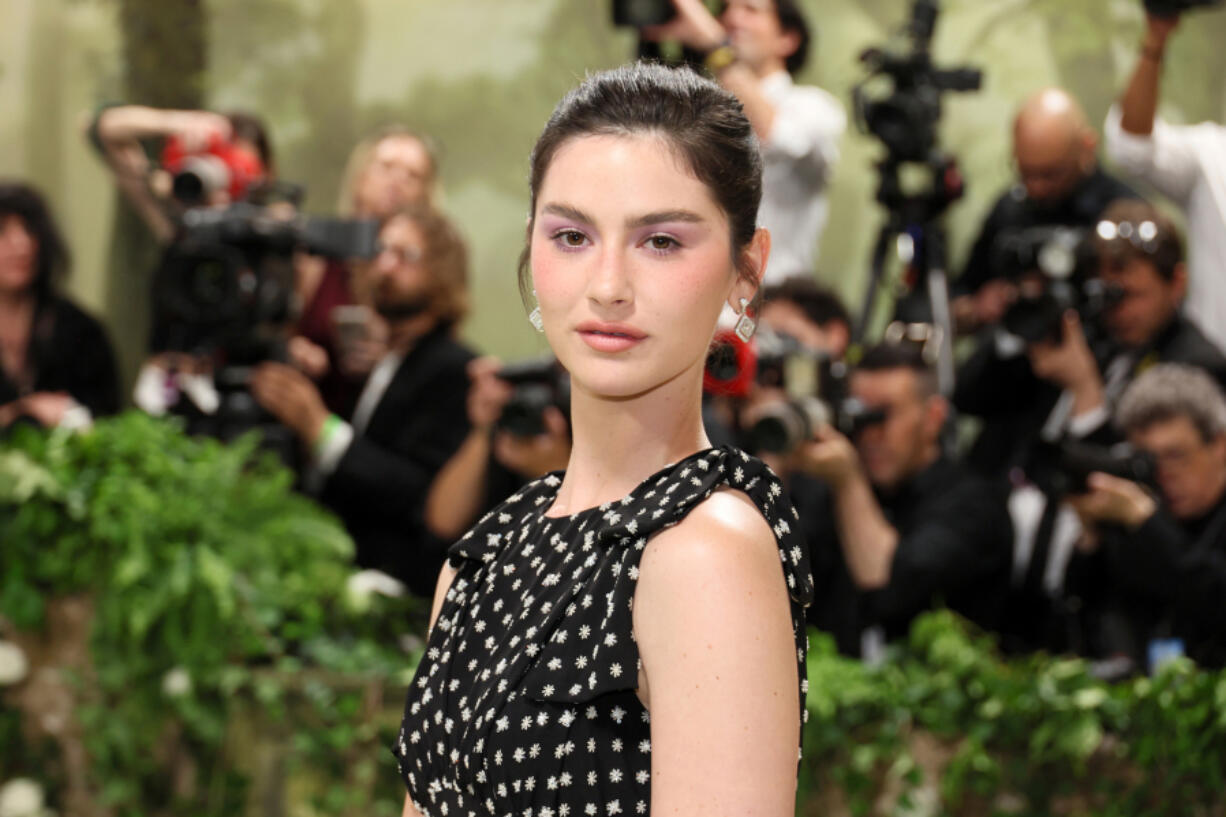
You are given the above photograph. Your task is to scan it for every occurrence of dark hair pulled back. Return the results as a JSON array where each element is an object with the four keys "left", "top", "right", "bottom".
[{"left": 518, "top": 62, "right": 763, "bottom": 306}]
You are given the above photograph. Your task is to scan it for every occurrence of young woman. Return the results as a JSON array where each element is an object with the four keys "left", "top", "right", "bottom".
[
  {"left": 0, "top": 182, "right": 119, "bottom": 430},
  {"left": 394, "top": 63, "right": 814, "bottom": 817}
]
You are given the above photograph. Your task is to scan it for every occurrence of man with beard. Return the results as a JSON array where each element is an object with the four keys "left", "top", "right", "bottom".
[
  {"left": 952, "top": 89, "right": 1142, "bottom": 333},
  {"left": 251, "top": 205, "right": 473, "bottom": 596}
]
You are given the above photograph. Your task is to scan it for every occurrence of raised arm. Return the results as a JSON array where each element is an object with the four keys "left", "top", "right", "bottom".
[
  {"left": 633, "top": 489, "right": 799, "bottom": 817},
  {"left": 1119, "top": 14, "right": 1179, "bottom": 136}
]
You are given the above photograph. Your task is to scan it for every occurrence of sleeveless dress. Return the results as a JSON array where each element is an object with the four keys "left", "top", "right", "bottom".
[{"left": 392, "top": 445, "right": 815, "bottom": 816}]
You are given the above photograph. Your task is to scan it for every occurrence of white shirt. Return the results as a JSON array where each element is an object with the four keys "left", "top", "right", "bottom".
[
  {"left": 758, "top": 71, "right": 846, "bottom": 285},
  {"left": 1104, "top": 105, "right": 1226, "bottom": 351}
]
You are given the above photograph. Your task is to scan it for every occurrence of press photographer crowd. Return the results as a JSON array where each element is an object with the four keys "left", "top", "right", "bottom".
[{"left": 3, "top": 0, "right": 1225, "bottom": 685}]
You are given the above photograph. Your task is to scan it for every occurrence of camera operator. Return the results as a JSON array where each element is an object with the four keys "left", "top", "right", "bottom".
[
  {"left": 1105, "top": 8, "right": 1226, "bottom": 352},
  {"left": 0, "top": 183, "right": 119, "bottom": 431},
  {"left": 1066, "top": 364, "right": 1226, "bottom": 671},
  {"left": 424, "top": 356, "right": 572, "bottom": 542},
  {"left": 953, "top": 89, "right": 1142, "bottom": 333},
  {"left": 249, "top": 205, "right": 473, "bottom": 596},
  {"left": 642, "top": 0, "right": 845, "bottom": 284},
  {"left": 793, "top": 342, "right": 1012, "bottom": 658}
]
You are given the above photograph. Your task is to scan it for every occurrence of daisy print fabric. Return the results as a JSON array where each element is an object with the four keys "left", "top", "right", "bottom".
[{"left": 392, "top": 446, "right": 815, "bottom": 817}]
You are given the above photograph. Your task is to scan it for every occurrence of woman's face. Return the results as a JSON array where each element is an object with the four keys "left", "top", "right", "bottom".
[
  {"left": 0, "top": 215, "right": 37, "bottom": 296},
  {"left": 530, "top": 133, "right": 761, "bottom": 400},
  {"left": 354, "top": 136, "right": 433, "bottom": 219}
]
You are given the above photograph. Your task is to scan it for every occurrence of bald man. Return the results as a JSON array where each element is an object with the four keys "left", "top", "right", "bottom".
[{"left": 953, "top": 88, "right": 1142, "bottom": 332}]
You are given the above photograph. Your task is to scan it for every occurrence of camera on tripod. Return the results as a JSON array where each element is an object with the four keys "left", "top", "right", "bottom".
[
  {"left": 494, "top": 357, "right": 571, "bottom": 438},
  {"left": 991, "top": 226, "right": 1120, "bottom": 345},
  {"left": 852, "top": 0, "right": 981, "bottom": 166}
]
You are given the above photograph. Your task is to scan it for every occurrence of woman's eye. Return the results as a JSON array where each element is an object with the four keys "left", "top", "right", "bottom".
[
  {"left": 646, "top": 235, "right": 679, "bottom": 251},
  {"left": 555, "top": 230, "right": 587, "bottom": 248}
]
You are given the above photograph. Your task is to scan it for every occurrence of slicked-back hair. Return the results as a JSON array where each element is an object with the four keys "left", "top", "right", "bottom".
[
  {"left": 518, "top": 62, "right": 763, "bottom": 307},
  {"left": 1116, "top": 363, "right": 1226, "bottom": 443},
  {"left": 0, "top": 181, "right": 70, "bottom": 307},
  {"left": 854, "top": 341, "right": 939, "bottom": 400}
]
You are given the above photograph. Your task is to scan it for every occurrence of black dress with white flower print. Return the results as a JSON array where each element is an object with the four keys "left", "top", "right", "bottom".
[{"left": 392, "top": 446, "right": 815, "bottom": 817}]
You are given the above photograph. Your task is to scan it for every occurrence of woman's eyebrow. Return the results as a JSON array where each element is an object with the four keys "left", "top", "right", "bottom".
[
  {"left": 540, "top": 203, "right": 594, "bottom": 224},
  {"left": 626, "top": 209, "right": 705, "bottom": 229}
]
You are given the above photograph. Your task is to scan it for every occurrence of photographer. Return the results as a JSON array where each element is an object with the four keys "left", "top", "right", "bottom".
[
  {"left": 424, "top": 356, "right": 571, "bottom": 542},
  {"left": 760, "top": 277, "right": 852, "bottom": 361},
  {"left": 89, "top": 104, "right": 273, "bottom": 245},
  {"left": 0, "top": 183, "right": 119, "bottom": 431},
  {"left": 1105, "top": 8, "right": 1226, "bottom": 351},
  {"left": 642, "top": 0, "right": 845, "bottom": 284},
  {"left": 957, "top": 199, "right": 1226, "bottom": 479},
  {"left": 953, "top": 89, "right": 1141, "bottom": 333},
  {"left": 794, "top": 342, "right": 1012, "bottom": 658},
  {"left": 1067, "top": 364, "right": 1226, "bottom": 670},
  {"left": 249, "top": 205, "right": 473, "bottom": 596}
]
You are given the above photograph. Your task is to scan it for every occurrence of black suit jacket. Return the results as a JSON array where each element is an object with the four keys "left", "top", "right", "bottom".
[
  {"left": 320, "top": 326, "right": 474, "bottom": 596},
  {"left": 0, "top": 296, "right": 119, "bottom": 419}
]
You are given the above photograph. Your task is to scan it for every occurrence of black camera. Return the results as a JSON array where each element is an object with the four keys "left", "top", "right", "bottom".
[
  {"left": 1027, "top": 439, "right": 1157, "bottom": 497},
  {"left": 612, "top": 0, "right": 676, "bottom": 27},
  {"left": 153, "top": 202, "right": 378, "bottom": 360},
  {"left": 150, "top": 199, "right": 377, "bottom": 457},
  {"left": 852, "top": 0, "right": 981, "bottom": 164},
  {"left": 495, "top": 357, "right": 571, "bottom": 438},
  {"left": 742, "top": 332, "right": 887, "bottom": 454},
  {"left": 1143, "top": 0, "right": 1222, "bottom": 18},
  {"left": 993, "top": 226, "right": 1120, "bottom": 345}
]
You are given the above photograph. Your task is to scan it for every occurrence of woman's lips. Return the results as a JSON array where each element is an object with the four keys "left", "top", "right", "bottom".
[{"left": 576, "top": 322, "right": 646, "bottom": 353}]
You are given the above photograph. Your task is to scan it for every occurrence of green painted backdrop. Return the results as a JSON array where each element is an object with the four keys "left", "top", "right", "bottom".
[{"left": 1, "top": 0, "right": 1224, "bottom": 386}]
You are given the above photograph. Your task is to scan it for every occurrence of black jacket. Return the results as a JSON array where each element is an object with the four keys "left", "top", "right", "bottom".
[
  {"left": 0, "top": 296, "right": 119, "bottom": 419},
  {"left": 320, "top": 326, "right": 474, "bottom": 596},
  {"left": 1066, "top": 492, "right": 1226, "bottom": 670},
  {"left": 801, "top": 457, "right": 1013, "bottom": 656}
]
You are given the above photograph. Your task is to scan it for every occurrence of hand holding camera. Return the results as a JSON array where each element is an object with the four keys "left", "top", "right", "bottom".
[
  {"left": 796, "top": 424, "right": 864, "bottom": 490},
  {"left": 1025, "top": 310, "right": 1104, "bottom": 414},
  {"left": 1068, "top": 471, "right": 1158, "bottom": 535},
  {"left": 466, "top": 356, "right": 515, "bottom": 432}
]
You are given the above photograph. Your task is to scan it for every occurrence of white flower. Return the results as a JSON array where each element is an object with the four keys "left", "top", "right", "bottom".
[
  {"left": 0, "top": 778, "right": 44, "bottom": 817},
  {"left": 0, "top": 641, "right": 29, "bottom": 687},
  {"left": 161, "top": 666, "right": 192, "bottom": 698}
]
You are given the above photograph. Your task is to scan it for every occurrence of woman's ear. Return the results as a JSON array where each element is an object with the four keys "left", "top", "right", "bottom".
[{"left": 727, "top": 227, "right": 770, "bottom": 313}]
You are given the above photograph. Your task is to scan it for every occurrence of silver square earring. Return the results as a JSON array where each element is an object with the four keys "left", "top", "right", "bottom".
[
  {"left": 528, "top": 290, "right": 545, "bottom": 333},
  {"left": 734, "top": 297, "right": 757, "bottom": 342}
]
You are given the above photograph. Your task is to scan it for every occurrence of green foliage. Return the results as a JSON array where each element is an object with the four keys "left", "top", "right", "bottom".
[
  {"left": 801, "top": 611, "right": 1226, "bottom": 816},
  {"left": 0, "top": 413, "right": 424, "bottom": 816}
]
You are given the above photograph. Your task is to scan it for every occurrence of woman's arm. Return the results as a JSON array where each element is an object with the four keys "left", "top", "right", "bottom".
[
  {"left": 402, "top": 560, "right": 458, "bottom": 817},
  {"left": 633, "top": 489, "right": 799, "bottom": 817}
]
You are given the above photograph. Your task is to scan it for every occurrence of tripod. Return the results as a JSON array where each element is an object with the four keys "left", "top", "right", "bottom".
[{"left": 854, "top": 155, "right": 964, "bottom": 396}]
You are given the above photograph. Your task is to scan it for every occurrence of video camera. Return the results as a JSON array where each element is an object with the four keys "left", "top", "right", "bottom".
[
  {"left": 153, "top": 200, "right": 378, "bottom": 362},
  {"left": 495, "top": 357, "right": 571, "bottom": 438},
  {"left": 852, "top": 0, "right": 981, "bottom": 167},
  {"left": 160, "top": 132, "right": 266, "bottom": 207},
  {"left": 1027, "top": 438, "right": 1156, "bottom": 498},
  {"left": 992, "top": 226, "right": 1120, "bottom": 345}
]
